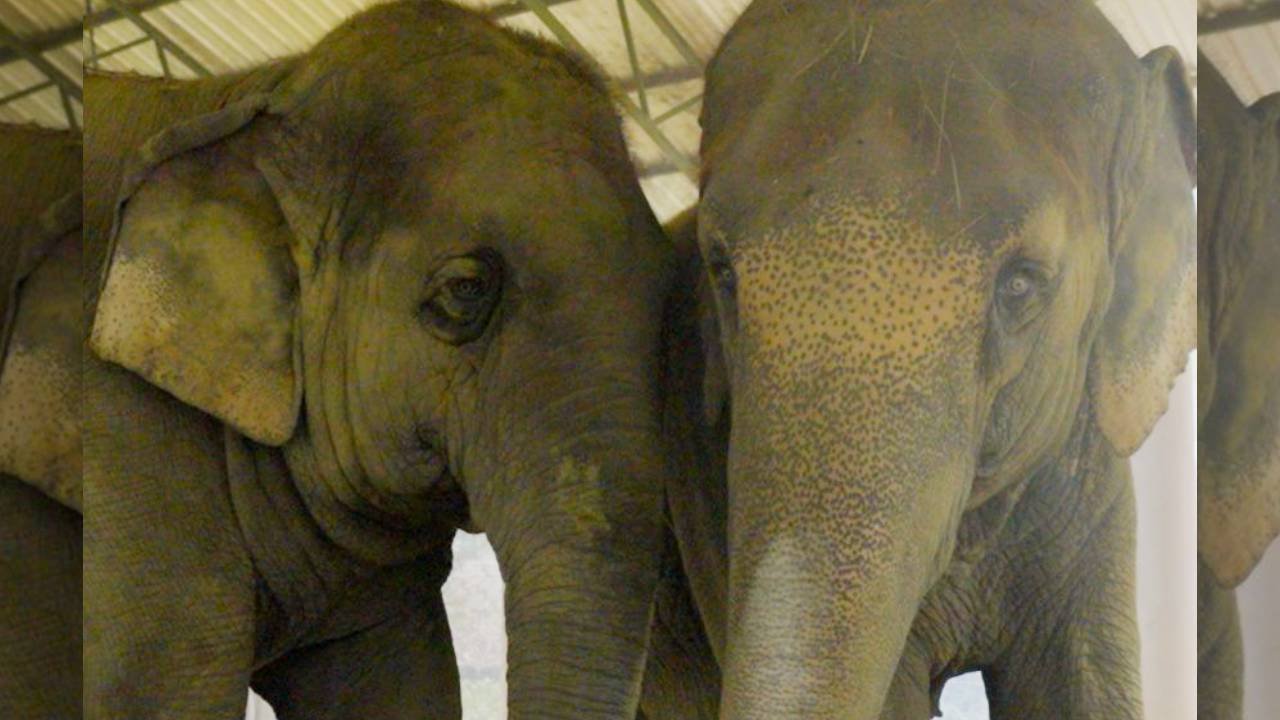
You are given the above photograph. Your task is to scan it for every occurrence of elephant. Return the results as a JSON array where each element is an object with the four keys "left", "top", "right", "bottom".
[
  {"left": 0, "top": 124, "right": 83, "bottom": 720},
  {"left": 648, "top": 1, "right": 1196, "bottom": 718},
  {"left": 1197, "top": 55, "right": 1280, "bottom": 720},
  {"left": 82, "top": 2, "right": 676, "bottom": 718}
]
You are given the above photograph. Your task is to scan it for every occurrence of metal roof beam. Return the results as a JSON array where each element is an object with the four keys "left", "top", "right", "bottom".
[
  {"left": 0, "top": 78, "right": 55, "bottom": 106},
  {"left": 0, "top": 24, "right": 82, "bottom": 102},
  {"left": 489, "top": 0, "right": 578, "bottom": 19},
  {"left": 629, "top": 0, "right": 701, "bottom": 68},
  {"left": 0, "top": 0, "right": 188, "bottom": 67},
  {"left": 4, "top": 0, "right": 578, "bottom": 66},
  {"left": 619, "top": 64, "right": 700, "bottom": 92},
  {"left": 101, "top": 0, "right": 212, "bottom": 76},
  {"left": 1200, "top": 1, "right": 1280, "bottom": 34},
  {"left": 518, "top": 0, "right": 697, "bottom": 180}
]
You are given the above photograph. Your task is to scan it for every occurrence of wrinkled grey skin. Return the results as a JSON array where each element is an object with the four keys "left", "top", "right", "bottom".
[
  {"left": 1197, "top": 56, "right": 1280, "bottom": 720},
  {"left": 83, "top": 2, "right": 673, "bottom": 718},
  {"left": 0, "top": 124, "right": 82, "bottom": 720},
  {"left": 649, "top": 2, "right": 1195, "bottom": 718},
  {"left": 637, "top": 209, "right": 724, "bottom": 720}
]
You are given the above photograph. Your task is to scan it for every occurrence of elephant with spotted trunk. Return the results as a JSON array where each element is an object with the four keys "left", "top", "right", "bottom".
[
  {"left": 1197, "top": 56, "right": 1280, "bottom": 720},
  {"left": 644, "top": 1, "right": 1196, "bottom": 718},
  {"left": 0, "top": 124, "right": 82, "bottom": 719},
  {"left": 83, "top": 2, "right": 676, "bottom": 718}
]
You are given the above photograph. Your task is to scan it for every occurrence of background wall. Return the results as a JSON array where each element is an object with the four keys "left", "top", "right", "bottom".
[{"left": 1239, "top": 542, "right": 1280, "bottom": 718}]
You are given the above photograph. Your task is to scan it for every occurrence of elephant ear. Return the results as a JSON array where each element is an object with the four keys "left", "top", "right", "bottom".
[
  {"left": 89, "top": 95, "right": 303, "bottom": 446},
  {"left": 1090, "top": 47, "right": 1196, "bottom": 456},
  {"left": 0, "top": 194, "right": 84, "bottom": 510},
  {"left": 661, "top": 206, "right": 730, "bottom": 650},
  {"left": 663, "top": 207, "right": 728, "bottom": 428},
  {"left": 1198, "top": 91, "right": 1280, "bottom": 588}
]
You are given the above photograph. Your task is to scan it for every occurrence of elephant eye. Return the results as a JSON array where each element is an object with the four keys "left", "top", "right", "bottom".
[
  {"left": 420, "top": 252, "right": 502, "bottom": 345},
  {"left": 994, "top": 260, "right": 1051, "bottom": 330},
  {"left": 706, "top": 243, "right": 737, "bottom": 296},
  {"left": 447, "top": 275, "right": 490, "bottom": 301}
]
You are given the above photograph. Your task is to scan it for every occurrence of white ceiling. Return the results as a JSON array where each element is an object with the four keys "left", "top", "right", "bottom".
[{"left": 1199, "top": 0, "right": 1280, "bottom": 104}]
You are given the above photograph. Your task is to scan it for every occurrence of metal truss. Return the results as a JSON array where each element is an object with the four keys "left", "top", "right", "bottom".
[
  {"left": 0, "top": 22, "right": 81, "bottom": 129},
  {"left": 517, "top": 0, "right": 701, "bottom": 180},
  {"left": 79, "top": 0, "right": 703, "bottom": 178},
  {"left": 85, "top": 0, "right": 211, "bottom": 77},
  {"left": 1200, "top": 0, "right": 1280, "bottom": 34},
  {"left": 4, "top": 0, "right": 704, "bottom": 172}
]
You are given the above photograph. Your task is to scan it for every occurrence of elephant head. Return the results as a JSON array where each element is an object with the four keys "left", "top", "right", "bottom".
[
  {"left": 695, "top": 1, "right": 1193, "bottom": 715},
  {"left": 0, "top": 126, "right": 82, "bottom": 511},
  {"left": 88, "top": 3, "right": 673, "bottom": 716},
  {"left": 1197, "top": 57, "right": 1280, "bottom": 591}
]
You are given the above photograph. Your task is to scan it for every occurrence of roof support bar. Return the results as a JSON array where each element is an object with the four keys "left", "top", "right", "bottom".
[
  {"left": 0, "top": 79, "right": 54, "bottom": 106},
  {"left": 1200, "top": 1, "right": 1280, "bottom": 34},
  {"left": 3, "top": 0, "right": 188, "bottom": 67},
  {"left": 88, "top": 35, "right": 152, "bottom": 67},
  {"left": 489, "top": 0, "right": 578, "bottom": 20},
  {"left": 0, "top": 26, "right": 82, "bottom": 103},
  {"left": 617, "top": 0, "right": 650, "bottom": 116},
  {"left": 517, "top": 0, "right": 697, "bottom": 180},
  {"left": 653, "top": 92, "right": 701, "bottom": 124},
  {"left": 101, "top": 0, "right": 212, "bottom": 77},
  {"left": 0, "top": 23, "right": 82, "bottom": 128},
  {"left": 618, "top": 64, "right": 700, "bottom": 92},
  {"left": 628, "top": 0, "right": 701, "bottom": 68}
]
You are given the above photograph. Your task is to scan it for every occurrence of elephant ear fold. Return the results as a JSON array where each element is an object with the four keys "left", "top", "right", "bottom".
[
  {"left": 1090, "top": 47, "right": 1196, "bottom": 456},
  {"left": 1198, "top": 94, "right": 1280, "bottom": 588},
  {"left": 0, "top": 196, "right": 83, "bottom": 510},
  {"left": 90, "top": 95, "right": 303, "bottom": 447},
  {"left": 662, "top": 207, "right": 728, "bottom": 428}
]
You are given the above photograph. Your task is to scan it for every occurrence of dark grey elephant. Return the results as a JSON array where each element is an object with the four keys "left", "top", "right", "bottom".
[
  {"left": 1197, "top": 55, "right": 1280, "bottom": 720},
  {"left": 0, "top": 124, "right": 82, "bottom": 719},
  {"left": 650, "top": 1, "right": 1195, "bottom": 718},
  {"left": 83, "top": 2, "right": 674, "bottom": 718}
]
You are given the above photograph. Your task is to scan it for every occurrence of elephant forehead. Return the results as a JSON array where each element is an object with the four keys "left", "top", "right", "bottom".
[
  {"left": 701, "top": 0, "right": 1119, "bottom": 219},
  {"left": 730, "top": 195, "right": 989, "bottom": 367}
]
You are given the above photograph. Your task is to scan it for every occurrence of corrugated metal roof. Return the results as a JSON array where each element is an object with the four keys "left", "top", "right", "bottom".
[
  {"left": 2, "top": 1, "right": 1205, "bottom": 212},
  {"left": 1199, "top": 0, "right": 1280, "bottom": 104},
  {"left": 0, "top": 0, "right": 83, "bottom": 129},
  {"left": 75, "top": 0, "right": 1199, "bottom": 221}
]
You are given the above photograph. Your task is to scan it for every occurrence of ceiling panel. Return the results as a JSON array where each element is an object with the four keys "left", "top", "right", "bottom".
[
  {"left": 2, "top": 1, "right": 1203, "bottom": 215},
  {"left": 1199, "top": 0, "right": 1280, "bottom": 103},
  {"left": 0, "top": 0, "right": 83, "bottom": 128}
]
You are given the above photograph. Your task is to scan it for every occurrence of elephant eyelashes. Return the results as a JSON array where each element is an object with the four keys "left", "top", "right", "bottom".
[
  {"left": 419, "top": 252, "right": 503, "bottom": 345},
  {"left": 994, "top": 260, "right": 1051, "bottom": 331}
]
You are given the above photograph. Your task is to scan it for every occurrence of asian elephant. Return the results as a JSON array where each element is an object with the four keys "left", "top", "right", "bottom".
[
  {"left": 1197, "top": 56, "right": 1280, "bottom": 720},
  {"left": 83, "top": 2, "right": 674, "bottom": 718},
  {"left": 656, "top": 1, "right": 1195, "bottom": 718},
  {"left": 0, "top": 124, "right": 82, "bottom": 720}
]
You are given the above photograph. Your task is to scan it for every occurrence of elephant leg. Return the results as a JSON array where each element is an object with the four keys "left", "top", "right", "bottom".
[
  {"left": 0, "top": 476, "right": 81, "bottom": 720},
  {"left": 985, "top": 483, "right": 1143, "bottom": 719},
  {"left": 638, "top": 560, "right": 720, "bottom": 720},
  {"left": 85, "top": 364, "right": 257, "bottom": 719},
  {"left": 251, "top": 589, "right": 461, "bottom": 720},
  {"left": 1198, "top": 558, "right": 1243, "bottom": 720}
]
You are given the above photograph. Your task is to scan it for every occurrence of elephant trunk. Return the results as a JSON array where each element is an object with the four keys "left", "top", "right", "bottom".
[
  {"left": 721, "top": 368, "right": 973, "bottom": 718},
  {"left": 480, "top": 408, "right": 666, "bottom": 719}
]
